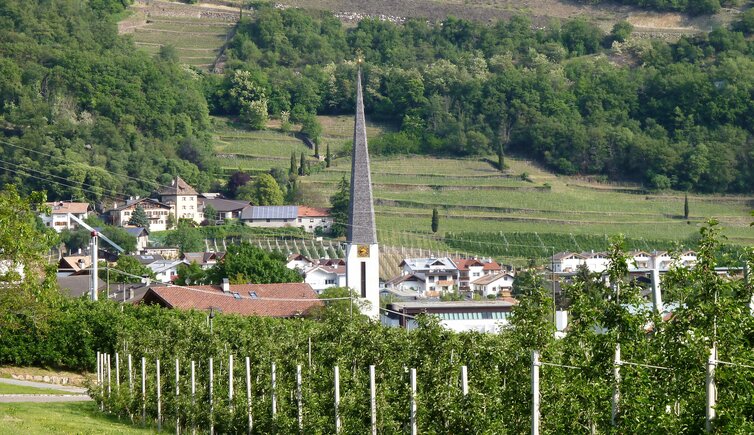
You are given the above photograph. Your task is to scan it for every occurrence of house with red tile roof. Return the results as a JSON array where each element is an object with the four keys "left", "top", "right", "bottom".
[
  {"left": 296, "top": 206, "right": 332, "bottom": 233},
  {"left": 453, "top": 258, "right": 504, "bottom": 291},
  {"left": 40, "top": 201, "right": 91, "bottom": 232},
  {"left": 141, "top": 282, "right": 322, "bottom": 317}
]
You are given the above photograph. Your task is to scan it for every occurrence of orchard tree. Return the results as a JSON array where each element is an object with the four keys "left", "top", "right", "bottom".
[{"left": 0, "top": 186, "right": 59, "bottom": 329}]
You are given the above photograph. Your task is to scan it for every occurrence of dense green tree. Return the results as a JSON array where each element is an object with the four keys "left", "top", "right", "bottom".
[
  {"left": 109, "top": 255, "right": 155, "bottom": 284},
  {"left": 175, "top": 261, "right": 207, "bottom": 286},
  {"left": 128, "top": 206, "right": 150, "bottom": 229},
  {"left": 238, "top": 174, "right": 284, "bottom": 205},
  {"left": 684, "top": 193, "right": 690, "bottom": 219},
  {"left": 164, "top": 222, "right": 204, "bottom": 253},
  {"left": 0, "top": 186, "right": 59, "bottom": 330},
  {"left": 289, "top": 151, "right": 298, "bottom": 176},
  {"left": 203, "top": 204, "right": 217, "bottom": 225},
  {"left": 205, "top": 242, "right": 301, "bottom": 284},
  {"left": 329, "top": 176, "right": 350, "bottom": 237},
  {"left": 325, "top": 144, "right": 332, "bottom": 168},
  {"left": 431, "top": 208, "right": 439, "bottom": 233},
  {"left": 299, "top": 152, "right": 307, "bottom": 176}
]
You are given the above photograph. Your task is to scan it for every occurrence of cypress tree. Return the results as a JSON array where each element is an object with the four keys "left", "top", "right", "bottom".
[
  {"left": 314, "top": 138, "right": 320, "bottom": 158},
  {"left": 431, "top": 208, "right": 439, "bottom": 233},
  {"left": 289, "top": 151, "right": 297, "bottom": 176},
  {"left": 325, "top": 144, "right": 331, "bottom": 168},
  {"left": 684, "top": 193, "right": 689, "bottom": 219},
  {"left": 498, "top": 143, "right": 505, "bottom": 172},
  {"left": 299, "top": 152, "right": 306, "bottom": 176}
]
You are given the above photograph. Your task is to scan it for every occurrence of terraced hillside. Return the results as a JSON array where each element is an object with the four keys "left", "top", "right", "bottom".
[
  {"left": 119, "top": 1, "right": 239, "bottom": 71},
  {"left": 209, "top": 112, "right": 753, "bottom": 261},
  {"left": 301, "top": 155, "right": 754, "bottom": 250}
]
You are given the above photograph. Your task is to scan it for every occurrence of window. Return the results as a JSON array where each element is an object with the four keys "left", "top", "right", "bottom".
[
  {"left": 266, "top": 219, "right": 270, "bottom": 222},
  {"left": 182, "top": 206, "right": 186, "bottom": 210},
  {"left": 360, "top": 262, "right": 366, "bottom": 298},
  {"left": 325, "top": 279, "right": 335, "bottom": 285},
  {"left": 298, "top": 218, "right": 302, "bottom": 223},
  {"left": 472, "top": 272, "right": 480, "bottom": 277},
  {"left": 310, "top": 219, "right": 314, "bottom": 223}
]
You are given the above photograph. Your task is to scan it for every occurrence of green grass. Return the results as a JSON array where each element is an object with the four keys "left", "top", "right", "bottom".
[
  {"left": 0, "top": 402, "right": 154, "bottom": 434},
  {"left": 0, "top": 383, "right": 74, "bottom": 395},
  {"left": 208, "top": 111, "right": 754, "bottom": 255}
]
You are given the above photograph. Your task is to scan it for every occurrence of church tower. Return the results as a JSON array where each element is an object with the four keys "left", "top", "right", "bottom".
[{"left": 346, "top": 67, "right": 380, "bottom": 320}]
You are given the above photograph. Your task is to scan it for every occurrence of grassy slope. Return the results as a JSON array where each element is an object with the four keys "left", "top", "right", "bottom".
[
  {"left": 210, "top": 115, "right": 753, "bottom": 257},
  {"left": 0, "top": 402, "right": 153, "bottom": 434}
]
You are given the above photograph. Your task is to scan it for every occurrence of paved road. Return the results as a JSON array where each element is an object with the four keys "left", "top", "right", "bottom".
[{"left": 0, "top": 378, "right": 91, "bottom": 402}]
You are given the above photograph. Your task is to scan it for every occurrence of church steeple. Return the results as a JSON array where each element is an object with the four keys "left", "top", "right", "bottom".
[
  {"left": 347, "top": 67, "right": 377, "bottom": 245},
  {"left": 345, "top": 65, "right": 380, "bottom": 320}
]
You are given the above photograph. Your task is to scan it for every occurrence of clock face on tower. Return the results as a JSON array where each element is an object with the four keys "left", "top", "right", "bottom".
[{"left": 357, "top": 245, "right": 370, "bottom": 257}]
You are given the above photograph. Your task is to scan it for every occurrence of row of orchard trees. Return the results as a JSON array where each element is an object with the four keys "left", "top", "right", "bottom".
[{"left": 86, "top": 223, "right": 754, "bottom": 433}]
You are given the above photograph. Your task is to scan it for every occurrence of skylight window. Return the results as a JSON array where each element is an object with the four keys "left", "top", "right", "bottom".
[{"left": 249, "top": 291, "right": 258, "bottom": 299}]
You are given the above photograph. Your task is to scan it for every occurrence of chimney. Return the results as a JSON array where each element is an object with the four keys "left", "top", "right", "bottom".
[{"left": 222, "top": 278, "right": 230, "bottom": 293}]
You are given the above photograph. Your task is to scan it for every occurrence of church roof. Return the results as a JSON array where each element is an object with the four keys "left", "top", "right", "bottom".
[
  {"left": 158, "top": 177, "right": 197, "bottom": 196},
  {"left": 347, "top": 68, "right": 377, "bottom": 245}
]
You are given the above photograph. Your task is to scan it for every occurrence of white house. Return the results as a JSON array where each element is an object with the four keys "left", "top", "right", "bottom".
[
  {"left": 158, "top": 177, "right": 202, "bottom": 224},
  {"left": 125, "top": 227, "right": 150, "bottom": 252},
  {"left": 471, "top": 272, "right": 516, "bottom": 298},
  {"left": 303, "top": 263, "right": 346, "bottom": 293},
  {"left": 297, "top": 206, "right": 333, "bottom": 233},
  {"left": 287, "top": 254, "right": 315, "bottom": 272},
  {"left": 454, "top": 258, "right": 504, "bottom": 291},
  {"left": 107, "top": 198, "right": 172, "bottom": 232},
  {"left": 147, "top": 259, "right": 189, "bottom": 283},
  {"left": 396, "top": 257, "right": 460, "bottom": 297},
  {"left": 551, "top": 250, "right": 698, "bottom": 274},
  {"left": 182, "top": 252, "right": 225, "bottom": 270},
  {"left": 383, "top": 300, "right": 516, "bottom": 333},
  {"left": 41, "top": 201, "right": 90, "bottom": 232}
]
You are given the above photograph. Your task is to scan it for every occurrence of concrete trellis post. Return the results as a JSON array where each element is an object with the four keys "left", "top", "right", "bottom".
[
  {"left": 128, "top": 354, "right": 133, "bottom": 394},
  {"left": 107, "top": 353, "right": 112, "bottom": 398},
  {"left": 334, "top": 365, "right": 341, "bottom": 433},
  {"left": 706, "top": 344, "right": 717, "bottom": 432},
  {"left": 532, "top": 351, "right": 540, "bottom": 435},
  {"left": 115, "top": 353, "right": 120, "bottom": 392},
  {"left": 175, "top": 359, "right": 180, "bottom": 435},
  {"left": 612, "top": 344, "right": 621, "bottom": 427},
  {"left": 271, "top": 362, "right": 277, "bottom": 420},
  {"left": 97, "top": 352, "right": 101, "bottom": 386},
  {"left": 229, "top": 355, "right": 234, "bottom": 410},
  {"left": 246, "top": 357, "right": 252, "bottom": 434},
  {"left": 157, "top": 359, "right": 162, "bottom": 432},
  {"left": 191, "top": 360, "right": 196, "bottom": 435},
  {"left": 410, "top": 368, "right": 417, "bottom": 435},
  {"left": 209, "top": 357, "right": 214, "bottom": 435},
  {"left": 370, "top": 365, "right": 377, "bottom": 435},
  {"left": 461, "top": 365, "right": 468, "bottom": 396},
  {"left": 142, "top": 357, "right": 146, "bottom": 425},
  {"left": 297, "top": 365, "right": 303, "bottom": 433}
]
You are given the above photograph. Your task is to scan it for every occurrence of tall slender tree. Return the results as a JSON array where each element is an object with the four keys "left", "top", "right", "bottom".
[
  {"left": 684, "top": 193, "right": 689, "bottom": 219},
  {"left": 290, "top": 151, "right": 297, "bottom": 176},
  {"left": 299, "top": 152, "right": 306, "bottom": 176},
  {"left": 498, "top": 143, "right": 505, "bottom": 172},
  {"left": 431, "top": 208, "right": 439, "bottom": 233},
  {"left": 325, "top": 144, "right": 332, "bottom": 168}
]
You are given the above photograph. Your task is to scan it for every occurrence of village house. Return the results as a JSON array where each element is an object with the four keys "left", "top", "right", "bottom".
[
  {"left": 107, "top": 198, "right": 172, "bottom": 232},
  {"left": 40, "top": 201, "right": 90, "bottom": 232},
  {"left": 296, "top": 206, "right": 333, "bottom": 233},
  {"left": 141, "top": 282, "right": 321, "bottom": 317},
  {"left": 146, "top": 259, "right": 189, "bottom": 283},
  {"left": 157, "top": 176, "right": 202, "bottom": 224},
  {"left": 471, "top": 272, "right": 516, "bottom": 298},
  {"left": 240, "top": 205, "right": 298, "bottom": 228},
  {"left": 454, "top": 258, "right": 504, "bottom": 291},
  {"left": 302, "top": 259, "right": 346, "bottom": 293},
  {"left": 181, "top": 251, "right": 225, "bottom": 270},
  {"left": 383, "top": 300, "right": 517, "bottom": 333},
  {"left": 198, "top": 197, "right": 249, "bottom": 224},
  {"left": 125, "top": 227, "right": 150, "bottom": 252},
  {"left": 551, "top": 250, "right": 698, "bottom": 274},
  {"left": 287, "top": 253, "right": 315, "bottom": 271},
  {"left": 392, "top": 257, "right": 460, "bottom": 297}
]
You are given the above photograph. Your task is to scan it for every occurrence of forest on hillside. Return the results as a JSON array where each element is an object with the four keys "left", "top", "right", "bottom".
[
  {"left": 0, "top": 0, "right": 216, "bottom": 202},
  {"left": 201, "top": 5, "right": 754, "bottom": 194},
  {"left": 3, "top": 1, "right": 754, "bottom": 199}
]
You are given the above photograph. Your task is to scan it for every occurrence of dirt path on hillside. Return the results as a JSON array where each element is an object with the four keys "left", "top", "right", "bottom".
[{"left": 0, "top": 379, "right": 90, "bottom": 403}]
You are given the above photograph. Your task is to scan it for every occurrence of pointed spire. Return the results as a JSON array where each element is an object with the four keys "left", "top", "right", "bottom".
[{"left": 347, "top": 67, "right": 377, "bottom": 244}]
